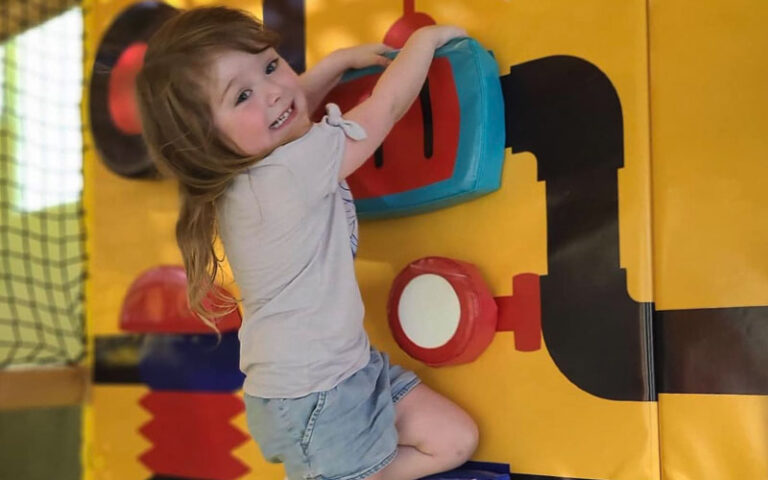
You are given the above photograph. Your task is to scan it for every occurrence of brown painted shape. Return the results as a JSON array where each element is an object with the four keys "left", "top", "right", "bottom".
[{"left": 0, "top": 366, "right": 89, "bottom": 409}]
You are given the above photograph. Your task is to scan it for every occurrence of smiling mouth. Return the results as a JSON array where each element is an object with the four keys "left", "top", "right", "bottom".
[{"left": 270, "top": 103, "right": 295, "bottom": 130}]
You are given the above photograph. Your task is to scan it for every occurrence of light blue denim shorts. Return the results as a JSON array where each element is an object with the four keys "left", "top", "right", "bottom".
[{"left": 244, "top": 347, "right": 421, "bottom": 480}]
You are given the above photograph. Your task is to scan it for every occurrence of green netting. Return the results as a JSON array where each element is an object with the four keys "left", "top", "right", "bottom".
[{"left": 0, "top": 4, "right": 85, "bottom": 367}]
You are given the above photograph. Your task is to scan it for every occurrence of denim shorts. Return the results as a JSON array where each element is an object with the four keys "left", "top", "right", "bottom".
[{"left": 244, "top": 347, "right": 421, "bottom": 480}]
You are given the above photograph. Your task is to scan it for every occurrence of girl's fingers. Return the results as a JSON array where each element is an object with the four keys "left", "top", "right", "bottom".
[
  {"left": 342, "top": 44, "right": 394, "bottom": 68},
  {"left": 357, "top": 53, "right": 390, "bottom": 69},
  {"left": 373, "top": 43, "right": 396, "bottom": 54}
]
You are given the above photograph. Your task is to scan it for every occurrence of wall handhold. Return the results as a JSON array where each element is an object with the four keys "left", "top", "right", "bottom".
[
  {"left": 324, "top": 37, "right": 506, "bottom": 219},
  {"left": 388, "top": 257, "right": 540, "bottom": 367}
]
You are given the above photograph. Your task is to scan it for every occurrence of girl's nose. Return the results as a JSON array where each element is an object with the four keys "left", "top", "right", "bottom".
[{"left": 265, "top": 82, "right": 282, "bottom": 106}]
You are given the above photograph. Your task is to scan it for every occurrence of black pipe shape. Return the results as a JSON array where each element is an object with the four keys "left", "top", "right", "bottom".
[
  {"left": 502, "top": 56, "right": 655, "bottom": 401},
  {"left": 501, "top": 55, "right": 768, "bottom": 399}
]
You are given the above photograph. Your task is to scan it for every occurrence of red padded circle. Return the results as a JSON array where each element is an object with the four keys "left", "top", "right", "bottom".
[{"left": 388, "top": 257, "right": 497, "bottom": 367}]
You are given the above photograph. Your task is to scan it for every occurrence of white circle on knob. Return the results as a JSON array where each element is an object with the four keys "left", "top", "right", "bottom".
[{"left": 398, "top": 273, "right": 461, "bottom": 348}]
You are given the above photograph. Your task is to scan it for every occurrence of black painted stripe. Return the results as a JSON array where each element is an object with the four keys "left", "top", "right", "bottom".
[
  {"left": 263, "top": 0, "right": 306, "bottom": 74},
  {"left": 656, "top": 306, "right": 768, "bottom": 394},
  {"left": 419, "top": 79, "right": 434, "bottom": 158},
  {"left": 93, "top": 334, "right": 143, "bottom": 384}
]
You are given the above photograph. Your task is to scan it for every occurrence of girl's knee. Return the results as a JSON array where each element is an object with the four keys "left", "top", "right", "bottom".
[
  {"left": 395, "top": 384, "right": 479, "bottom": 465},
  {"left": 455, "top": 417, "right": 479, "bottom": 461},
  {"left": 438, "top": 415, "right": 479, "bottom": 468}
]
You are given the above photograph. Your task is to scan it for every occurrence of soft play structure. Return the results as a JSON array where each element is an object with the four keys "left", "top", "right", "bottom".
[{"left": 1, "top": 0, "right": 767, "bottom": 479}]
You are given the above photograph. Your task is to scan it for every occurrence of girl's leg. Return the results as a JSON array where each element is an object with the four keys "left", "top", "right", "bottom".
[{"left": 367, "top": 384, "right": 479, "bottom": 480}]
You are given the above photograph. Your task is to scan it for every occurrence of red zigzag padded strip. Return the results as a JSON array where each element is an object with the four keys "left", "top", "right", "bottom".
[{"left": 139, "top": 391, "right": 249, "bottom": 480}]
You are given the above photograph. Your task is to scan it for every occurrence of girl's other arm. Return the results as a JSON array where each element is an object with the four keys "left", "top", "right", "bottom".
[
  {"left": 299, "top": 44, "right": 393, "bottom": 115},
  {"left": 338, "top": 25, "right": 466, "bottom": 180}
]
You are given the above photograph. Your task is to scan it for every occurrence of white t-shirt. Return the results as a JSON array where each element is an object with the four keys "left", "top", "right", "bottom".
[{"left": 217, "top": 104, "right": 370, "bottom": 398}]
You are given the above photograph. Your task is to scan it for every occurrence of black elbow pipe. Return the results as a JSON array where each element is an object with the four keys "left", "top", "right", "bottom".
[
  {"left": 502, "top": 56, "right": 654, "bottom": 401},
  {"left": 501, "top": 55, "right": 768, "bottom": 399}
]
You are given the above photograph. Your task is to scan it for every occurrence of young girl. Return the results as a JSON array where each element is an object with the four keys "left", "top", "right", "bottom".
[{"left": 136, "top": 6, "right": 478, "bottom": 480}]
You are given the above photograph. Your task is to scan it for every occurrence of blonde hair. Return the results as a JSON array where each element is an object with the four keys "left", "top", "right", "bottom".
[{"left": 135, "top": 7, "right": 280, "bottom": 330}]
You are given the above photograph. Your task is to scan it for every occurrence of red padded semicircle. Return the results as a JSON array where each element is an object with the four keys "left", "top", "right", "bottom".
[
  {"left": 383, "top": 11, "right": 435, "bottom": 48},
  {"left": 120, "top": 265, "right": 241, "bottom": 334},
  {"left": 108, "top": 42, "right": 146, "bottom": 135}
]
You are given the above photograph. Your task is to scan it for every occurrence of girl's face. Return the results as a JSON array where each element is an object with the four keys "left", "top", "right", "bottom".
[{"left": 209, "top": 48, "right": 311, "bottom": 157}]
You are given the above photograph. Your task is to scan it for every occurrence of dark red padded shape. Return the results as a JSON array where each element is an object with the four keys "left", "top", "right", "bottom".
[{"left": 120, "top": 265, "right": 241, "bottom": 334}]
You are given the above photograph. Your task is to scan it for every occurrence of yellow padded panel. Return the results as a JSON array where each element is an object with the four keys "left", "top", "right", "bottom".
[
  {"left": 90, "top": 385, "right": 152, "bottom": 480},
  {"left": 83, "top": 0, "right": 660, "bottom": 479},
  {"left": 650, "top": 2, "right": 768, "bottom": 479},
  {"left": 650, "top": 0, "right": 768, "bottom": 310}
]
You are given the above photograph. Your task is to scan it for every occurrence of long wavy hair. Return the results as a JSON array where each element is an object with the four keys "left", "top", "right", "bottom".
[{"left": 135, "top": 7, "right": 280, "bottom": 330}]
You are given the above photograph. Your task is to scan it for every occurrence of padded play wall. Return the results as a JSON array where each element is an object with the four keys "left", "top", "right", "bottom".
[{"left": 84, "top": 1, "right": 768, "bottom": 479}]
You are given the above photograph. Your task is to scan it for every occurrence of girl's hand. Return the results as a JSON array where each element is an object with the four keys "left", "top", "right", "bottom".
[
  {"left": 335, "top": 43, "right": 394, "bottom": 70},
  {"left": 412, "top": 25, "right": 468, "bottom": 49}
]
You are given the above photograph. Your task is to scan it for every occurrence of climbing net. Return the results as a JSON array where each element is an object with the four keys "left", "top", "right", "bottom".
[{"left": 0, "top": 1, "right": 85, "bottom": 367}]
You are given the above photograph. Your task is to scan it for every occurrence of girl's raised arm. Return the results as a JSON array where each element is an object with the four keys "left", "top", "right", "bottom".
[
  {"left": 300, "top": 44, "right": 393, "bottom": 115},
  {"left": 337, "top": 25, "right": 466, "bottom": 180}
]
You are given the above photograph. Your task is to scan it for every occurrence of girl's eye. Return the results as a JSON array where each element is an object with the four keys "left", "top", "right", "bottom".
[
  {"left": 235, "top": 89, "right": 251, "bottom": 106},
  {"left": 266, "top": 59, "right": 278, "bottom": 74}
]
